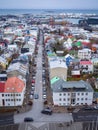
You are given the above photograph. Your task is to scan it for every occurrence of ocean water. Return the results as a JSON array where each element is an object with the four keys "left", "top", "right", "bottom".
[{"left": 0, "top": 9, "right": 98, "bottom": 15}]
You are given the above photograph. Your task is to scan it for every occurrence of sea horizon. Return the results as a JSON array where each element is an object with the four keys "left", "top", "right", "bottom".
[{"left": 0, "top": 8, "right": 98, "bottom": 15}]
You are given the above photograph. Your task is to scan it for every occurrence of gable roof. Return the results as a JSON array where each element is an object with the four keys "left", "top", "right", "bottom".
[
  {"left": 80, "top": 61, "right": 92, "bottom": 65},
  {"left": 52, "top": 79, "right": 93, "bottom": 93},
  {"left": 4, "top": 77, "right": 25, "bottom": 93},
  {"left": 0, "top": 82, "right": 5, "bottom": 92}
]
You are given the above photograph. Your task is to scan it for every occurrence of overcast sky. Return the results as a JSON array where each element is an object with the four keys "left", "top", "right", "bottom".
[{"left": 0, "top": 0, "right": 97, "bottom": 9}]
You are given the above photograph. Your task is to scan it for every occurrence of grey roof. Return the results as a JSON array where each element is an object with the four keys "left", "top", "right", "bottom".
[{"left": 52, "top": 80, "right": 94, "bottom": 93}]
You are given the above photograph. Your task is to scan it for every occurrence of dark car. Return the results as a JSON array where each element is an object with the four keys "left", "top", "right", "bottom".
[
  {"left": 34, "top": 94, "right": 39, "bottom": 99},
  {"left": 41, "top": 108, "right": 52, "bottom": 115},
  {"left": 24, "top": 117, "right": 34, "bottom": 122}
]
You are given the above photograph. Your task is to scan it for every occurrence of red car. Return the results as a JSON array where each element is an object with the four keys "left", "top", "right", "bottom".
[{"left": 32, "top": 80, "right": 35, "bottom": 83}]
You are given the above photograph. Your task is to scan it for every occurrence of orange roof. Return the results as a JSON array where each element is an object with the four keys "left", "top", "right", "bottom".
[{"left": 4, "top": 77, "right": 25, "bottom": 93}]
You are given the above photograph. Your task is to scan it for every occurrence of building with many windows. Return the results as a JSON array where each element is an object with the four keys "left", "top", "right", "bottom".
[
  {"left": 51, "top": 78, "right": 94, "bottom": 106},
  {"left": 78, "top": 48, "right": 91, "bottom": 60},
  {"left": 0, "top": 76, "right": 26, "bottom": 106}
]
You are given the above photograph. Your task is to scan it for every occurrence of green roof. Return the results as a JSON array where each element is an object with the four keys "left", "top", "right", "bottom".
[
  {"left": 51, "top": 77, "right": 60, "bottom": 84},
  {"left": 75, "top": 41, "right": 82, "bottom": 47}
]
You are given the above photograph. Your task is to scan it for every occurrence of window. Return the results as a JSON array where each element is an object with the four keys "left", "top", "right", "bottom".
[
  {"left": 77, "top": 98, "right": 79, "bottom": 101},
  {"left": 77, "top": 93, "right": 80, "bottom": 96},
  {"left": 68, "top": 98, "right": 70, "bottom": 101},
  {"left": 85, "top": 98, "right": 87, "bottom": 100},
  {"left": 16, "top": 94, "right": 18, "bottom": 96},
  {"left": 8, "top": 94, "right": 10, "bottom": 96},
  {"left": 59, "top": 93, "right": 62, "bottom": 96},
  {"left": 72, "top": 93, "right": 76, "bottom": 96},
  {"left": 68, "top": 93, "right": 70, "bottom": 96},
  {"left": 63, "top": 98, "right": 66, "bottom": 101},
  {"left": 86, "top": 93, "right": 88, "bottom": 95},
  {"left": 19, "top": 99, "right": 21, "bottom": 101},
  {"left": 2, "top": 94, "right": 4, "bottom": 97},
  {"left": 63, "top": 93, "right": 66, "bottom": 96},
  {"left": 6, "top": 99, "right": 7, "bottom": 101},
  {"left": 81, "top": 98, "right": 84, "bottom": 100},
  {"left": 59, "top": 98, "right": 62, "bottom": 101},
  {"left": 81, "top": 93, "right": 84, "bottom": 96},
  {"left": 11, "top": 99, "right": 13, "bottom": 101}
]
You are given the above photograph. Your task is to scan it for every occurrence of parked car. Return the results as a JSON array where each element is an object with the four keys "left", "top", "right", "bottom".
[
  {"left": 29, "top": 95, "right": 33, "bottom": 100},
  {"left": 32, "top": 80, "right": 35, "bottom": 83},
  {"left": 41, "top": 108, "right": 52, "bottom": 115},
  {"left": 43, "top": 94, "right": 46, "bottom": 99},
  {"left": 34, "top": 94, "right": 39, "bottom": 99},
  {"left": 28, "top": 100, "right": 33, "bottom": 105},
  {"left": 24, "top": 117, "right": 34, "bottom": 122}
]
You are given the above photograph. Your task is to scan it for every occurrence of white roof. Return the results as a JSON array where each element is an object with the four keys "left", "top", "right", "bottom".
[{"left": 49, "top": 57, "right": 67, "bottom": 69}]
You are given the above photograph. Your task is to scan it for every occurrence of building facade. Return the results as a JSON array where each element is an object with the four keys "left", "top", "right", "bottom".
[{"left": 51, "top": 79, "right": 94, "bottom": 106}]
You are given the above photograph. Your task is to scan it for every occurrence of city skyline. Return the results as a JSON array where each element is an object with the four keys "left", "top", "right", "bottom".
[{"left": 0, "top": 0, "right": 97, "bottom": 9}]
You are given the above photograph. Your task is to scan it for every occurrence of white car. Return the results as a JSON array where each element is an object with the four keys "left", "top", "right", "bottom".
[{"left": 43, "top": 94, "right": 46, "bottom": 99}]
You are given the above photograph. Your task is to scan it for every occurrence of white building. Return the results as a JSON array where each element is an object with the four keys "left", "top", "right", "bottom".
[
  {"left": 80, "top": 60, "right": 93, "bottom": 74},
  {"left": 0, "top": 77, "right": 26, "bottom": 107},
  {"left": 51, "top": 79, "right": 94, "bottom": 106},
  {"left": 78, "top": 48, "right": 91, "bottom": 60}
]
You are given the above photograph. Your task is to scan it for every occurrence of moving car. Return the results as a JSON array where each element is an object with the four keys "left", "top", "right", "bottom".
[{"left": 24, "top": 117, "right": 34, "bottom": 122}]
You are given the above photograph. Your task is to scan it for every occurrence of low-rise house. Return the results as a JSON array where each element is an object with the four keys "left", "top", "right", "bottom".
[
  {"left": 7, "top": 62, "right": 29, "bottom": 79},
  {"left": 8, "top": 44, "right": 19, "bottom": 53},
  {"left": 49, "top": 57, "right": 67, "bottom": 80},
  {"left": 91, "top": 58, "right": 98, "bottom": 74},
  {"left": 0, "top": 56, "right": 8, "bottom": 70},
  {"left": 0, "top": 73, "right": 7, "bottom": 81},
  {"left": 0, "top": 76, "right": 26, "bottom": 106},
  {"left": 71, "top": 69, "right": 81, "bottom": 78},
  {"left": 78, "top": 48, "right": 92, "bottom": 60},
  {"left": 65, "top": 54, "right": 74, "bottom": 66},
  {"left": 51, "top": 78, "right": 94, "bottom": 106},
  {"left": 80, "top": 59, "right": 93, "bottom": 74}
]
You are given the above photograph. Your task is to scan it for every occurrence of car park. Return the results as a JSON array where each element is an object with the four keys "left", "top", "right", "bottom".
[{"left": 24, "top": 117, "right": 34, "bottom": 122}]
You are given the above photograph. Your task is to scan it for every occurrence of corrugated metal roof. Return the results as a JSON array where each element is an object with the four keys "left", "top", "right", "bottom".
[{"left": 51, "top": 77, "right": 60, "bottom": 84}]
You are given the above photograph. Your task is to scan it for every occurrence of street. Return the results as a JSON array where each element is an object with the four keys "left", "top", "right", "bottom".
[{"left": 14, "top": 29, "right": 73, "bottom": 124}]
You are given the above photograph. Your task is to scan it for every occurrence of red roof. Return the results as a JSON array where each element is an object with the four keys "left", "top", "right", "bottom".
[
  {"left": 5, "top": 77, "right": 25, "bottom": 93},
  {"left": 0, "top": 82, "right": 5, "bottom": 92},
  {"left": 80, "top": 61, "right": 92, "bottom": 65}
]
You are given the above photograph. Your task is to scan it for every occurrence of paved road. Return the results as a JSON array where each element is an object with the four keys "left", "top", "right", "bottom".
[
  {"left": 14, "top": 30, "right": 73, "bottom": 124},
  {"left": 73, "top": 110, "right": 98, "bottom": 122},
  {"left": 0, "top": 124, "right": 19, "bottom": 130},
  {"left": 0, "top": 113, "right": 14, "bottom": 126}
]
